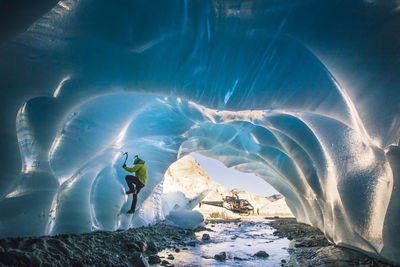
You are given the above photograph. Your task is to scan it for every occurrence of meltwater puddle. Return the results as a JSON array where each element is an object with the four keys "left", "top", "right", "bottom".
[{"left": 157, "top": 220, "right": 290, "bottom": 266}]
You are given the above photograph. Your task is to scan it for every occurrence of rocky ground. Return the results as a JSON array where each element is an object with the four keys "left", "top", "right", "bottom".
[
  {"left": 1, "top": 219, "right": 398, "bottom": 266},
  {"left": 268, "top": 219, "right": 398, "bottom": 267},
  {"left": 0, "top": 222, "right": 200, "bottom": 266}
]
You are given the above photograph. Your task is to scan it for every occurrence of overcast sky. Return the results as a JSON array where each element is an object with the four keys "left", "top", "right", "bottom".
[{"left": 191, "top": 153, "right": 278, "bottom": 197}]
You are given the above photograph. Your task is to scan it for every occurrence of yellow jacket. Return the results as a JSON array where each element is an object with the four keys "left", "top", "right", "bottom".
[{"left": 124, "top": 161, "right": 147, "bottom": 185}]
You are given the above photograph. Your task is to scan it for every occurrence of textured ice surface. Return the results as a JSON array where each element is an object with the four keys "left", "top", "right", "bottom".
[{"left": 0, "top": 0, "right": 399, "bottom": 264}]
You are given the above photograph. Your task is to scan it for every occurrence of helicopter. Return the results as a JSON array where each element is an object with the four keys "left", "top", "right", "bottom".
[{"left": 199, "top": 192, "right": 254, "bottom": 215}]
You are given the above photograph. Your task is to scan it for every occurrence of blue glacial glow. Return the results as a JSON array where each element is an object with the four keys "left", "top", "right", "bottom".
[{"left": 0, "top": 0, "right": 399, "bottom": 264}]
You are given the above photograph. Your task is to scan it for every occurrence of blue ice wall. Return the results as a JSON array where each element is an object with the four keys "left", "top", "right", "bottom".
[{"left": 0, "top": 0, "right": 399, "bottom": 264}]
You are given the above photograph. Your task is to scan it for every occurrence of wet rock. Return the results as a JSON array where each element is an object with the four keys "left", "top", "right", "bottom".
[
  {"left": 294, "top": 236, "right": 330, "bottom": 248},
  {"left": 269, "top": 220, "right": 323, "bottom": 240},
  {"left": 148, "top": 255, "right": 161, "bottom": 264},
  {"left": 172, "top": 236, "right": 181, "bottom": 241},
  {"left": 187, "top": 240, "right": 197, "bottom": 247},
  {"left": 214, "top": 252, "right": 227, "bottom": 261},
  {"left": 201, "top": 233, "right": 210, "bottom": 241},
  {"left": 135, "top": 241, "right": 147, "bottom": 252},
  {"left": 182, "top": 247, "right": 188, "bottom": 250},
  {"left": 0, "top": 251, "right": 26, "bottom": 266},
  {"left": 194, "top": 226, "right": 207, "bottom": 232},
  {"left": 146, "top": 241, "right": 158, "bottom": 254},
  {"left": 161, "top": 259, "right": 170, "bottom": 266},
  {"left": 254, "top": 250, "right": 269, "bottom": 258},
  {"left": 130, "top": 252, "right": 150, "bottom": 267},
  {"left": 127, "top": 242, "right": 141, "bottom": 251},
  {"left": 0, "top": 222, "right": 197, "bottom": 266},
  {"left": 268, "top": 220, "right": 397, "bottom": 267},
  {"left": 234, "top": 256, "right": 245, "bottom": 260},
  {"left": 167, "top": 254, "right": 174, "bottom": 260},
  {"left": 174, "top": 248, "right": 180, "bottom": 253}
]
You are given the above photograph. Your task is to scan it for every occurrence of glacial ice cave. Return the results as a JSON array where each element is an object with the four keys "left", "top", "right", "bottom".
[{"left": 0, "top": 0, "right": 399, "bottom": 264}]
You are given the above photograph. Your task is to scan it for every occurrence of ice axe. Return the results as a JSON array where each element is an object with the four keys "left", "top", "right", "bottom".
[{"left": 122, "top": 152, "right": 128, "bottom": 166}]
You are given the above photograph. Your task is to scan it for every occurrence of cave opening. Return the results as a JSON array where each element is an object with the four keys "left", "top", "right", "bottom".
[
  {"left": 13, "top": 92, "right": 300, "bottom": 235},
  {"left": 162, "top": 152, "right": 294, "bottom": 218}
]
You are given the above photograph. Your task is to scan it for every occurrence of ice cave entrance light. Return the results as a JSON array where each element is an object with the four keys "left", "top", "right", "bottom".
[
  {"left": 162, "top": 153, "right": 291, "bottom": 219},
  {"left": 190, "top": 153, "right": 278, "bottom": 197}
]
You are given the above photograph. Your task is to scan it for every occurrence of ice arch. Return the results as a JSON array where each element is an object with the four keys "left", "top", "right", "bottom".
[
  {"left": 0, "top": 0, "right": 399, "bottom": 264},
  {"left": 0, "top": 89, "right": 396, "bottom": 263}
]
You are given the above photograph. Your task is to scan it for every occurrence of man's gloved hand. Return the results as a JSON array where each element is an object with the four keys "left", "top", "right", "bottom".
[{"left": 123, "top": 164, "right": 126, "bottom": 168}]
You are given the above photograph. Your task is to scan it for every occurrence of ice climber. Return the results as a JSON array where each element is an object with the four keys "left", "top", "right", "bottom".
[{"left": 123, "top": 155, "right": 147, "bottom": 214}]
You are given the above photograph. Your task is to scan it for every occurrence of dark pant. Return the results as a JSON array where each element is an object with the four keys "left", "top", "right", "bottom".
[{"left": 125, "top": 175, "right": 144, "bottom": 211}]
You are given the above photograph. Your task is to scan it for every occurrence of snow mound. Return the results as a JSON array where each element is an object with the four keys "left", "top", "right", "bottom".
[{"left": 165, "top": 205, "right": 204, "bottom": 230}]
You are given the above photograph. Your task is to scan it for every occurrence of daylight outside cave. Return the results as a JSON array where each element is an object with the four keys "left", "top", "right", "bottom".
[
  {"left": 163, "top": 153, "right": 293, "bottom": 221},
  {"left": 0, "top": 0, "right": 400, "bottom": 266}
]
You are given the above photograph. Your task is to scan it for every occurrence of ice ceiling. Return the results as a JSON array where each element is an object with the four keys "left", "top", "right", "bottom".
[{"left": 0, "top": 0, "right": 399, "bottom": 263}]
